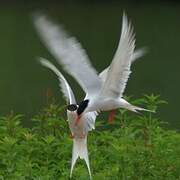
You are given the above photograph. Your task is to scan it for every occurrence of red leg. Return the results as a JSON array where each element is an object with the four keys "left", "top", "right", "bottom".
[{"left": 108, "top": 110, "right": 116, "bottom": 123}]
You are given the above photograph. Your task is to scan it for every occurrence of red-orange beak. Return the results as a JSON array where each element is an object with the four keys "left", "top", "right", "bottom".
[{"left": 75, "top": 115, "right": 81, "bottom": 126}]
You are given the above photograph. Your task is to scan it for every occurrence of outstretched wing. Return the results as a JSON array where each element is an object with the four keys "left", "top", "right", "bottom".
[
  {"left": 34, "top": 14, "right": 101, "bottom": 98},
  {"left": 101, "top": 13, "right": 135, "bottom": 98},
  {"left": 39, "top": 57, "right": 76, "bottom": 104},
  {"left": 99, "top": 48, "right": 147, "bottom": 83}
]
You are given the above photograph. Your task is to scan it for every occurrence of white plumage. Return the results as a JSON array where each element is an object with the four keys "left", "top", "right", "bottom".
[
  {"left": 99, "top": 48, "right": 147, "bottom": 83},
  {"left": 34, "top": 15, "right": 101, "bottom": 98},
  {"left": 34, "top": 12, "right": 153, "bottom": 178},
  {"left": 39, "top": 58, "right": 95, "bottom": 179},
  {"left": 100, "top": 14, "right": 135, "bottom": 99},
  {"left": 39, "top": 57, "right": 76, "bottom": 104},
  {"left": 34, "top": 12, "right": 153, "bottom": 121}
]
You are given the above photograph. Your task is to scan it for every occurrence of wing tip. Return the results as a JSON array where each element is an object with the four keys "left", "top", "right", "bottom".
[
  {"left": 131, "top": 47, "right": 149, "bottom": 62},
  {"left": 37, "top": 57, "right": 52, "bottom": 69},
  {"left": 121, "top": 11, "right": 135, "bottom": 39},
  {"left": 32, "top": 11, "right": 47, "bottom": 27}
]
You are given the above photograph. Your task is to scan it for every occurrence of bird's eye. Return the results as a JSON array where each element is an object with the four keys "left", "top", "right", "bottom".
[{"left": 67, "top": 104, "right": 77, "bottom": 111}]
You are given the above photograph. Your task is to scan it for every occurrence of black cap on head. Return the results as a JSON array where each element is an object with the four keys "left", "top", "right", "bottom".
[
  {"left": 77, "top": 99, "right": 89, "bottom": 115},
  {"left": 67, "top": 104, "right": 78, "bottom": 112}
]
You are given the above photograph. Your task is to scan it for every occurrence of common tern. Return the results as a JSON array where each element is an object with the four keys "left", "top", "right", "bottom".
[
  {"left": 39, "top": 58, "right": 97, "bottom": 179},
  {"left": 34, "top": 13, "right": 153, "bottom": 125}
]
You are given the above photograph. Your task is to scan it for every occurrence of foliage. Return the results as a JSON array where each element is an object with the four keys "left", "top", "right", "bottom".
[{"left": 0, "top": 95, "right": 179, "bottom": 179}]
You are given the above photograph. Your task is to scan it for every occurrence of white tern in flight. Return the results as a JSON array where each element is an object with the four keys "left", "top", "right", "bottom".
[{"left": 34, "top": 13, "right": 153, "bottom": 125}]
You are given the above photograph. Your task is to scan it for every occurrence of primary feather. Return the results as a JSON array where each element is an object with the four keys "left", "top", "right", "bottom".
[
  {"left": 101, "top": 13, "right": 136, "bottom": 98},
  {"left": 34, "top": 15, "right": 101, "bottom": 98},
  {"left": 99, "top": 47, "right": 147, "bottom": 83}
]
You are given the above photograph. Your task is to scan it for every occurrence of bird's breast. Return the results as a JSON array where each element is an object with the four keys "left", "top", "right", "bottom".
[{"left": 67, "top": 111, "right": 88, "bottom": 138}]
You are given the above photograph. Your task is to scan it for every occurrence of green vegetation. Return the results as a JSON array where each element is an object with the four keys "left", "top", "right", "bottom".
[{"left": 0, "top": 95, "right": 179, "bottom": 179}]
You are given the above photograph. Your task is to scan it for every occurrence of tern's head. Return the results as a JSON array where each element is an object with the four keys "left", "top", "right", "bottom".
[
  {"left": 77, "top": 99, "right": 89, "bottom": 116},
  {"left": 67, "top": 104, "right": 78, "bottom": 112}
]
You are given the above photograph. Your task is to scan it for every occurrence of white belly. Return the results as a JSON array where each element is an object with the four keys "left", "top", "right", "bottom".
[{"left": 88, "top": 97, "right": 121, "bottom": 112}]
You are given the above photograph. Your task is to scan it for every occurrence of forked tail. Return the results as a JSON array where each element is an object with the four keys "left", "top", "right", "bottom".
[
  {"left": 70, "top": 137, "right": 92, "bottom": 179},
  {"left": 126, "top": 103, "right": 155, "bottom": 113}
]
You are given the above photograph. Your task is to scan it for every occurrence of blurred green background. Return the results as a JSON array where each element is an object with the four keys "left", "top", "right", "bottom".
[{"left": 0, "top": 1, "right": 179, "bottom": 129}]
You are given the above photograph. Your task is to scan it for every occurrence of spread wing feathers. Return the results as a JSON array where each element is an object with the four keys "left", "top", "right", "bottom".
[
  {"left": 99, "top": 47, "right": 147, "bottom": 83},
  {"left": 34, "top": 14, "right": 101, "bottom": 97},
  {"left": 101, "top": 13, "right": 135, "bottom": 98},
  {"left": 39, "top": 57, "right": 76, "bottom": 104}
]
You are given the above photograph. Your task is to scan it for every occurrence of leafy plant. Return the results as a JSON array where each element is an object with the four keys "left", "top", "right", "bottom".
[{"left": 0, "top": 95, "right": 179, "bottom": 179}]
